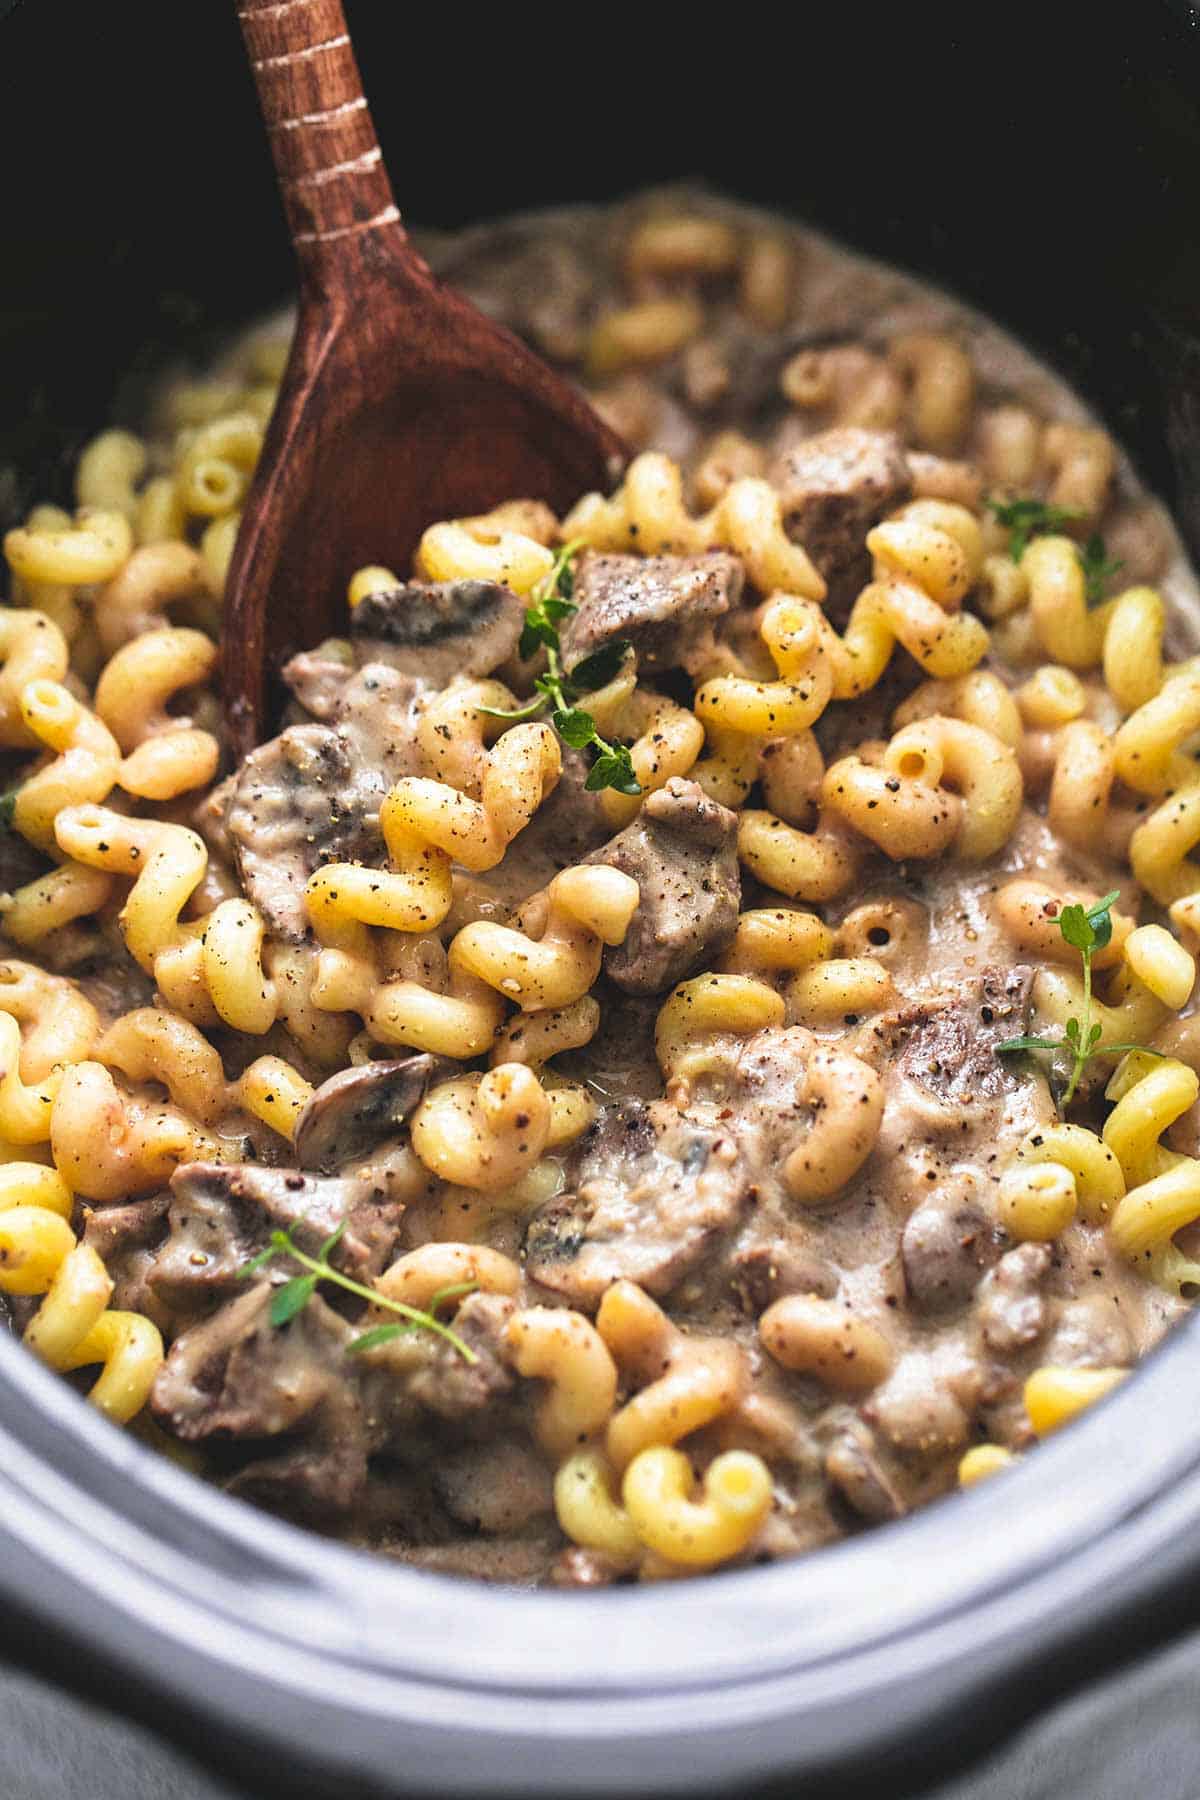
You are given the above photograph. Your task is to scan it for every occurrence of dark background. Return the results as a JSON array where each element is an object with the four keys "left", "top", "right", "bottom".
[
  {"left": 4, "top": 1, "right": 1200, "bottom": 537},
  {"left": 3, "top": 2, "right": 1200, "bottom": 1795}
]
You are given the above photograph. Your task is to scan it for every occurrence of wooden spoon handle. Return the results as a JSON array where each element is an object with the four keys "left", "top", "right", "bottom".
[{"left": 236, "top": 0, "right": 403, "bottom": 289}]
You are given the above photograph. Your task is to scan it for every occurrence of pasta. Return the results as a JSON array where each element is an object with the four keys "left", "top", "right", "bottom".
[
  {"left": 0, "top": 1162, "right": 162, "bottom": 1421},
  {"left": 1, "top": 186, "right": 1195, "bottom": 1592}
]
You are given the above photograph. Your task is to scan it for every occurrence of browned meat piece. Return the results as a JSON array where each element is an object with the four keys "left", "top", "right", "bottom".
[
  {"left": 148, "top": 1163, "right": 404, "bottom": 1316},
  {"left": 589, "top": 778, "right": 740, "bottom": 994},
  {"left": 688, "top": 1024, "right": 881, "bottom": 1209},
  {"left": 293, "top": 1055, "right": 449, "bottom": 1173},
  {"left": 525, "top": 1099, "right": 747, "bottom": 1306},
  {"left": 560, "top": 551, "right": 743, "bottom": 676},
  {"left": 226, "top": 664, "right": 423, "bottom": 940},
  {"left": 901, "top": 1198, "right": 1000, "bottom": 1312},
  {"left": 727, "top": 1240, "right": 839, "bottom": 1314},
  {"left": 226, "top": 723, "right": 386, "bottom": 941},
  {"left": 977, "top": 1244, "right": 1051, "bottom": 1354},
  {"left": 496, "top": 747, "right": 612, "bottom": 878},
  {"left": 154, "top": 1286, "right": 516, "bottom": 1514},
  {"left": 676, "top": 317, "right": 784, "bottom": 422},
  {"left": 768, "top": 427, "right": 912, "bottom": 618},
  {"left": 81, "top": 1195, "right": 171, "bottom": 1330},
  {"left": 888, "top": 966, "right": 1035, "bottom": 1108},
  {"left": 350, "top": 580, "right": 526, "bottom": 686},
  {"left": 152, "top": 1284, "right": 369, "bottom": 1513},
  {"left": 400, "top": 1292, "right": 517, "bottom": 1422},
  {"left": 825, "top": 1431, "right": 904, "bottom": 1523},
  {"left": 281, "top": 645, "right": 354, "bottom": 721},
  {"left": 435, "top": 225, "right": 599, "bottom": 363}
]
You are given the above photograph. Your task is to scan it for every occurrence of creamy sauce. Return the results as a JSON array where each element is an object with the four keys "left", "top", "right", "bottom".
[{"left": 15, "top": 188, "right": 1198, "bottom": 1587}]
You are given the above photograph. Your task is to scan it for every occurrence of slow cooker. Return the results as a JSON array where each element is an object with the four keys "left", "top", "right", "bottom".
[{"left": 3, "top": 2, "right": 1200, "bottom": 1793}]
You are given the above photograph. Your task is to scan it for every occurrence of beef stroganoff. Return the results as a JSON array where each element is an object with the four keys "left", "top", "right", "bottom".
[{"left": 1, "top": 190, "right": 1197, "bottom": 1585}]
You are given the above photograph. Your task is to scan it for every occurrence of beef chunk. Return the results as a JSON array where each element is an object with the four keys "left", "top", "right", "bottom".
[
  {"left": 825, "top": 1431, "right": 904, "bottom": 1523},
  {"left": 728, "top": 1240, "right": 838, "bottom": 1314},
  {"left": 81, "top": 1195, "right": 172, "bottom": 1330},
  {"left": 435, "top": 226, "right": 599, "bottom": 364},
  {"left": 399, "top": 1291, "right": 516, "bottom": 1422},
  {"left": 152, "top": 1284, "right": 369, "bottom": 1512},
  {"left": 525, "top": 1099, "right": 747, "bottom": 1306},
  {"left": 889, "top": 966, "right": 1035, "bottom": 1108},
  {"left": 294, "top": 1055, "right": 449, "bottom": 1173},
  {"left": 154, "top": 1282, "right": 516, "bottom": 1514},
  {"left": 149, "top": 1163, "right": 404, "bottom": 1315},
  {"left": 226, "top": 724, "right": 385, "bottom": 941},
  {"left": 226, "top": 665, "right": 422, "bottom": 941},
  {"left": 493, "top": 747, "right": 612, "bottom": 879},
  {"left": 560, "top": 551, "right": 743, "bottom": 676},
  {"left": 977, "top": 1244, "right": 1051, "bottom": 1354},
  {"left": 901, "top": 1198, "right": 999, "bottom": 1312},
  {"left": 282, "top": 645, "right": 355, "bottom": 721},
  {"left": 768, "top": 427, "right": 912, "bottom": 619},
  {"left": 350, "top": 579, "right": 526, "bottom": 685},
  {"left": 589, "top": 778, "right": 740, "bottom": 994},
  {"left": 674, "top": 316, "right": 785, "bottom": 423}
]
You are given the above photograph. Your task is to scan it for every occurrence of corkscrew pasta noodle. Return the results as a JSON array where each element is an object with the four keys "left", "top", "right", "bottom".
[{"left": 0, "top": 189, "right": 1196, "bottom": 1588}]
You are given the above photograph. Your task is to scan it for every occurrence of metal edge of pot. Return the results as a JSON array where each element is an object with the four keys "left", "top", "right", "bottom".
[{"left": 0, "top": 1305, "right": 1195, "bottom": 1796}]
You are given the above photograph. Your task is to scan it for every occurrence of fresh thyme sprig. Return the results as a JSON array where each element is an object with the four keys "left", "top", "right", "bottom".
[
  {"left": 1079, "top": 532, "right": 1125, "bottom": 607},
  {"left": 479, "top": 539, "right": 641, "bottom": 796},
  {"left": 240, "top": 1218, "right": 478, "bottom": 1363},
  {"left": 997, "top": 891, "right": 1161, "bottom": 1111},
  {"left": 985, "top": 496, "right": 1123, "bottom": 607},
  {"left": 987, "top": 496, "right": 1081, "bottom": 561}
]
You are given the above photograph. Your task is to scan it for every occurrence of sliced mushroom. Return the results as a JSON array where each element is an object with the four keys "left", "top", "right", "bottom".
[
  {"left": 350, "top": 579, "right": 526, "bottom": 685},
  {"left": 293, "top": 1055, "right": 449, "bottom": 1173}
]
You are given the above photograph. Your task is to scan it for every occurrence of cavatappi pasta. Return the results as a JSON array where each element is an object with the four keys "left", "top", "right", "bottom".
[{"left": 0, "top": 189, "right": 1197, "bottom": 1586}]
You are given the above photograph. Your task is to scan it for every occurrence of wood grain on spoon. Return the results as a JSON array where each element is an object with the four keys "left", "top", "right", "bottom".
[{"left": 225, "top": 0, "right": 625, "bottom": 758}]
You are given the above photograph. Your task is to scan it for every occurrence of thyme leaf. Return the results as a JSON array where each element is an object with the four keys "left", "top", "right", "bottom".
[
  {"left": 238, "top": 1219, "right": 478, "bottom": 1363},
  {"left": 996, "top": 891, "right": 1163, "bottom": 1111},
  {"left": 987, "top": 495, "right": 1080, "bottom": 561},
  {"left": 477, "top": 540, "right": 640, "bottom": 796},
  {"left": 1079, "top": 532, "right": 1125, "bottom": 607}
]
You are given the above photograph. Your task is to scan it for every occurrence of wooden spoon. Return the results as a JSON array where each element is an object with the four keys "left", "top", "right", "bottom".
[{"left": 224, "top": 0, "right": 625, "bottom": 759}]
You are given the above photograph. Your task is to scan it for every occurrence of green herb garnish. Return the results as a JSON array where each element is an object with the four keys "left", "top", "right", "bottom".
[
  {"left": 987, "top": 496, "right": 1081, "bottom": 561},
  {"left": 0, "top": 789, "right": 16, "bottom": 828},
  {"left": 1079, "top": 531, "right": 1124, "bottom": 607},
  {"left": 997, "top": 891, "right": 1161, "bottom": 1110},
  {"left": 240, "top": 1218, "right": 478, "bottom": 1362},
  {"left": 986, "top": 496, "right": 1122, "bottom": 606},
  {"left": 480, "top": 540, "right": 641, "bottom": 797}
]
